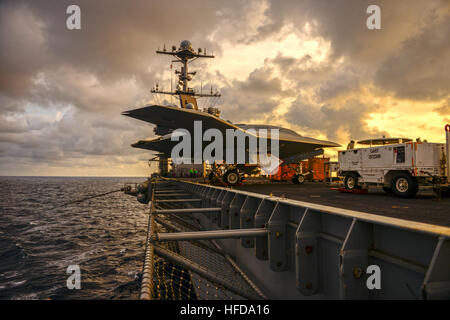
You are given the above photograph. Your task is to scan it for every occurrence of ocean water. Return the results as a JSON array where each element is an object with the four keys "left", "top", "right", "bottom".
[{"left": 0, "top": 177, "right": 149, "bottom": 300}]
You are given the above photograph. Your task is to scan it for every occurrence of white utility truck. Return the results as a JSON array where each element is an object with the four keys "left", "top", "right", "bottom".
[{"left": 337, "top": 125, "right": 450, "bottom": 198}]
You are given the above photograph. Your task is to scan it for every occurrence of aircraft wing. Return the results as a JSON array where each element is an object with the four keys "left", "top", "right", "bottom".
[
  {"left": 131, "top": 133, "right": 339, "bottom": 159},
  {"left": 276, "top": 138, "right": 340, "bottom": 159},
  {"left": 131, "top": 136, "right": 175, "bottom": 157},
  {"left": 123, "top": 104, "right": 341, "bottom": 159},
  {"left": 122, "top": 104, "right": 241, "bottom": 133}
]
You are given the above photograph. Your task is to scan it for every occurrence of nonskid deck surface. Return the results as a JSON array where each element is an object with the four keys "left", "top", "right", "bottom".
[{"left": 181, "top": 178, "right": 450, "bottom": 227}]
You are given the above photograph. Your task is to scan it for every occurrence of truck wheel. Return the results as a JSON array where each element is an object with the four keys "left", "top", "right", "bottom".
[
  {"left": 344, "top": 173, "right": 359, "bottom": 190},
  {"left": 292, "top": 174, "right": 305, "bottom": 185},
  {"left": 392, "top": 173, "right": 418, "bottom": 198},
  {"left": 223, "top": 170, "right": 240, "bottom": 185}
]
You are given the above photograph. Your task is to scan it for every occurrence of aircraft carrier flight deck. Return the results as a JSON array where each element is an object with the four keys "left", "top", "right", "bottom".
[{"left": 182, "top": 178, "right": 450, "bottom": 227}]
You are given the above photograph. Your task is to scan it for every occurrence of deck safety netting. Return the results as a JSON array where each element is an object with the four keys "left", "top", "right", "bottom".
[{"left": 145, "top": 185, "right": 263, "bottom": 300}]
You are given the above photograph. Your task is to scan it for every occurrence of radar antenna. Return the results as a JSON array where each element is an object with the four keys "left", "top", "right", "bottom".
[{"left": 152, "top": 40, "right": 221, "bottom": 110}]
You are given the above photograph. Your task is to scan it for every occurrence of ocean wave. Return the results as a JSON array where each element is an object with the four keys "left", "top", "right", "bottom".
[{"left": 0, "top": 176, "right": 148, "bottom": 299}]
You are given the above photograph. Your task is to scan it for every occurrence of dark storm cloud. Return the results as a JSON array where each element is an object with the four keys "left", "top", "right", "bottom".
[
  {"left": 0, "top": 116, "right": 27, "bottom": 134},
  {"left": 0, "top": 0, "right": 239, "bottom": 101},
  {"left": 0, "top": 109, "right": 151, "bottom": 162},
  {"left": 285, "top": 97, "right": 388, "bottom": 141},
  {"left": 434, "top": 99, "right": 450, "bottom": 117},
  {"left": 375, "top": 9, "right": 450, "bottom": 101},
  {"left": 252, "top": 0, "right": 440, "bottom": 61},
  {"left": 239, "top": 66, "right": 289, "bottom": 96},
  {"left": 218, "top": 65, "right": 294, "bottom": 122},
  {"left": 271, "top": 54, "right": 334, "bottom": 89},
  {"left": 269, "top": 53, "right": 363, "bottom": 103},
  {"left": 0, "top": 0, "right": 247, "bottom": 172},
  {"left": 254, "top": 0, "right": 448, "bottom": 143},
  {"left": 249, "top": 0, "right": 448, "bottom": 103}
]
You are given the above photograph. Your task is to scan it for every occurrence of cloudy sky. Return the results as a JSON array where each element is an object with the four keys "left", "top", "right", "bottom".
[{"left": 0, "top": 0, "right": 448, "bottom": 176}]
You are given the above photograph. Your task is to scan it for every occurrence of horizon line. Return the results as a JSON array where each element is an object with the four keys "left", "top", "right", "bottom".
[{"left": 0, "top": 175, "right": 150, "bottom": 178}]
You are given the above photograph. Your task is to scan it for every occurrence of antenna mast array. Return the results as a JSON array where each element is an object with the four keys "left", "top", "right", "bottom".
[{"left": 151, "top": 40, "right": 221, "bottom": 109}]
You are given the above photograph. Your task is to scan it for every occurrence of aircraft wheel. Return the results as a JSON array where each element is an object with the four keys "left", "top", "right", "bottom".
[
  {"left": 223, "top": 170, "right": 240, "bottom": 185},
  {"left": 292, "top": 174, "right": 305, "bottom": 185},
  {"left": 392, "top": 173, "right": 418, "bottom": 198}
]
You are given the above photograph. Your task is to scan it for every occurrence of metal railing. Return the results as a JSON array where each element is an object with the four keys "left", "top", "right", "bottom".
[
  {"left": 139, "top": 183, "right": 155, "bottom": 300},
  {"left": 148, "top": 178, "right": 450, "bottom": 300},
  {"left": 140, "top": 180, "right": 267, "bottom": 300}
]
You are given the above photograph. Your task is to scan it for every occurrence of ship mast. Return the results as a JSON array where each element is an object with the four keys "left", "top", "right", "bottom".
[{"left": 152, "top": 40, "right": 221, "bottom": 109}]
